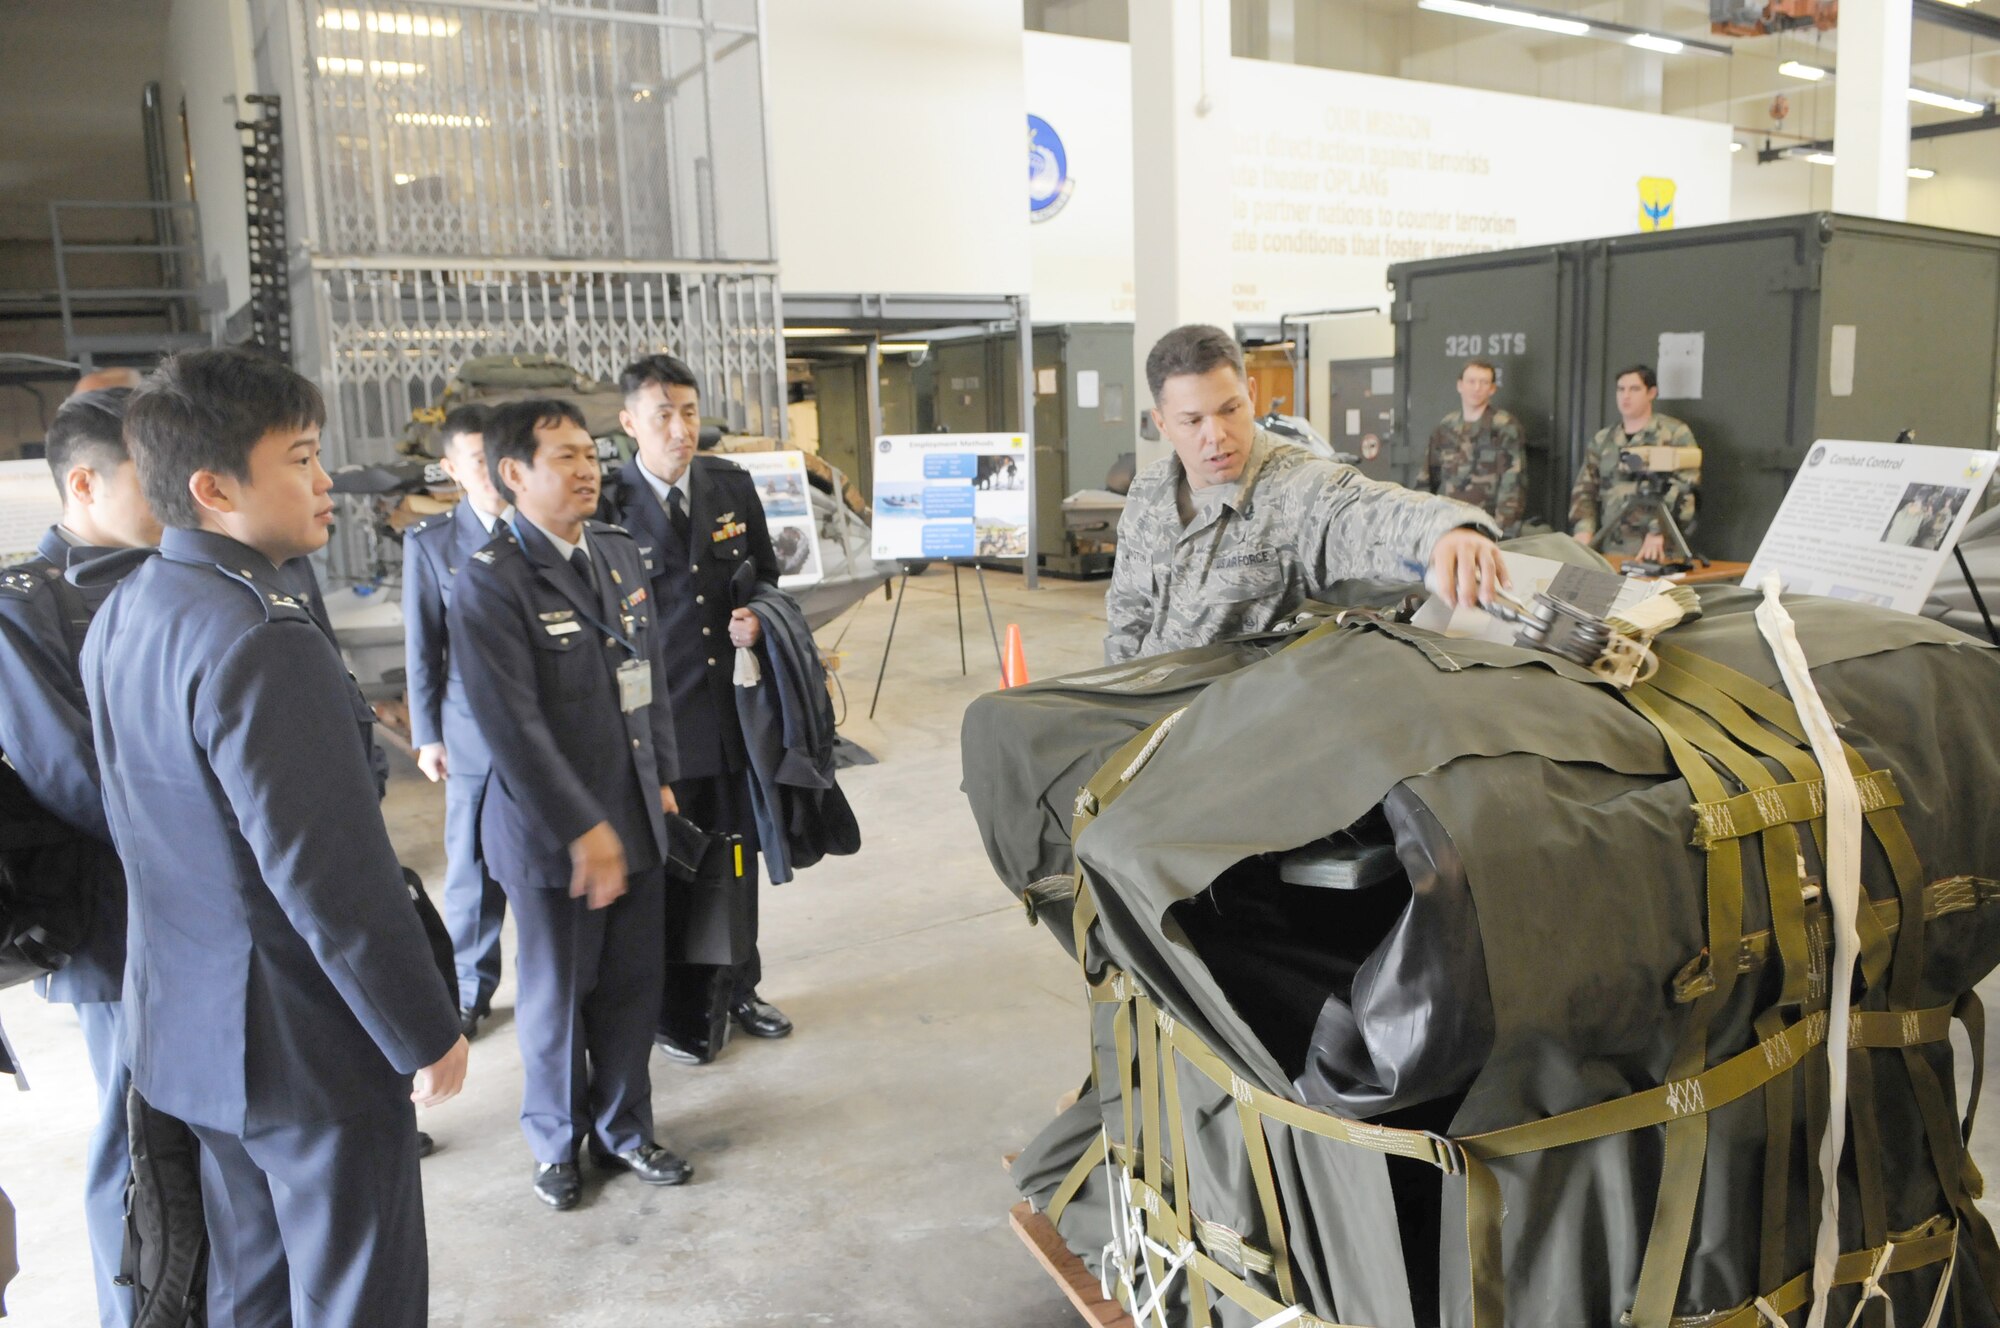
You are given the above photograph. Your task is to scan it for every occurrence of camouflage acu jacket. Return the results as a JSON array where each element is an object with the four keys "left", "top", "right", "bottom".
[
  {"left": 1567, "top": 414, "right": 1700, "bottom": 556},
  {"left": 1421, "top": 408, "right": 1526, "bottom": 536},
  {"left": 1104, "top": 429, "right": 1499, "bottom": 663}
]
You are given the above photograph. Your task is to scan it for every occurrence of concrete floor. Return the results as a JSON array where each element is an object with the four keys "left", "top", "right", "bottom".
[
  {"left": 0, "top": 566, "right": 1111, "bottom": 1328},
  {"left": 5, "top": 564, "right": 2000, "bottom": 1326}
]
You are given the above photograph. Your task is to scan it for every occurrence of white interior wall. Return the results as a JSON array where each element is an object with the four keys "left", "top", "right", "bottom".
[
  {"left": 163, "top": 0, "right": 258, "bottom": 317},
  {"left": 764, "top": 0, "right": 1028, "bottom": 296}
]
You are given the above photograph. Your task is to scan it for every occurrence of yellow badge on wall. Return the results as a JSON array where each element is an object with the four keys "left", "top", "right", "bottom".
[{"left": 1638, "top": 177, "right": 1677, "bottom": 232}]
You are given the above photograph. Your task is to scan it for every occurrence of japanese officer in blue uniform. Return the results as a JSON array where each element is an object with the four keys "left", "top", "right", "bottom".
[
  {"left": 448, "top": 398, "right": 693, "bottom": 1210},
  {"left": 82, "top": 348, "right": 468, "bottom": 1326},
  {"left": 403, "top": 403, "right": 511, "bottom": 1038},
  {"left": 606, "top": 354, "right": 791, "bottom": 1064},
  {"left": 0, "top": 387, "right": 159, "bottom": 1328}
]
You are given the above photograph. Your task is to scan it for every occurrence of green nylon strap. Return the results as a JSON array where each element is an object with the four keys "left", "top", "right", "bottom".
[
  {"left": 1630, "top": 1110, "right": 1709, "bottom": 1328},
  {"left": 1461, "top": 1004, "right": 1955, "bottom": 1164},
  {"left": 1187, "top": 1249, "right": 1370, "bottom": 1328},
  {"left": 1236, "top": 1096, "right": 1300, "bottom": 1308},
  {"left": 1696, "top": 1217, "right": 1958, "bottom": 1328},
  {"left": 1114, "top": 1000, "right": 1137, "bottom": 1186},
  {"left": 1845, "top": 1049, "right": 1894, "bottom": 1328},
  {"left": 1653, "top": 642, "right": 1933, "bottom": 1011},
  {"left": 1642, "top": 686, "right": 1814, "bottom": 1025},
  {"left": 1754, "top": 1008, "right": 1795, "bottom": 1295},
  {"left": 1464, "top": 1154, "right": 1507, "bottom": 1328},
  {"left": 1166, "top": 1023, "right": 1462, "bottom": 1170},
  {"left": 1045, "top": 1130, "right": 1108, "bottom": 1228},
  {"left": 1158, "top": 1012, "right": 1213, "bottom": 1328},
  {"left": 1686, "top": 770, "right": 1901, "bottom": 849},
  {"left": 1135, "top": 995, "right": 1172, "bottom": 1296},
  {"left": 1959, "top": 992, "right": 1986, "bottom": 1146}
]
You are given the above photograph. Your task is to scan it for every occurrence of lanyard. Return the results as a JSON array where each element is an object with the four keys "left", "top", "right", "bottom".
[{"left": 507, "top": 515, "right": 643, "bottom": 658}]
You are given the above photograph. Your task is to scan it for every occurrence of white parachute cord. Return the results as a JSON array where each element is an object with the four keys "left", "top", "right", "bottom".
[
  {"left": 1248, "top": 1307, "right": 1306, "bottom": 1328},
  {"left": 1755, "top": 576, "right": 1864, "bottom": 1328},
  {"left": 1841, "top": 1243, "right": 1896, "bottom": 1328}
]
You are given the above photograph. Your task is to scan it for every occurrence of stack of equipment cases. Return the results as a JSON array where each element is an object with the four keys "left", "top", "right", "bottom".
[{"left": 1387, "top": 213, "right": 2000, "bottom": 559}]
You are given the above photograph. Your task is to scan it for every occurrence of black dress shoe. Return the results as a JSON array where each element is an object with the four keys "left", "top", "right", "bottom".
[
  {"left": 589, "top": 1141, "right": 693, "bottom": 1186},
  {"left": 730, "top": 996, "right": 793, "bottom": 1039},
  {"left": 654, "top": 1031, "right": 714, "bottom": 1066},
  {"left": 459, "top": 1007, "right": 485, "bottom": 1040},
  {"left": 533, "top": 1162, "right": 581, "bottom": 1211},
  {"left": 416, "top": 1131, "right": 436, "bottom": 1159}
]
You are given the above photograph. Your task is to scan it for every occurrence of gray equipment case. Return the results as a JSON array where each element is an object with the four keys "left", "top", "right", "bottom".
[{"left": 963, "top": 570, "right": 2000, "bottom": 1328}]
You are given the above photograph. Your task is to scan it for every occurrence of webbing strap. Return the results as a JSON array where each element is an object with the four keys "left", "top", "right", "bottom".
[
  {"left": 1844, "top": 1050, "right": 1893, "bottom": 1328},
  {"left": 1687, "top": 771, "right": 1901, "bottom": 849},
  {"left": 1160, "top": 1008, "right": 1214, "bottom": 1328},
  {"left": 1046, "top": 1129, "right": 1108, "bottom": 1228},
  {"left": 1755, "top": 1009, "right": 1795, "bottom": 1295},
  {"left": 1695, "top": 1219, "right": 1958, "bottom": 1328},
  {"left": 1237, "top": 1097, "right": 1300, "bottom": 1307},
  {"left": 1461, "top": 1005, "right": 1953, "bottom": 1164}
]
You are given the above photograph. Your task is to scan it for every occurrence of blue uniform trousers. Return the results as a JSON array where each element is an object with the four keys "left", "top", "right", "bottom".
[
  {"left": 190, "top": 1098, "right": 428, "bottom": 1328},
  {"left": 441, "top": 763, "right": 505, "bottom": 1014},
  {"left": 504, "top": 867, "right": 665, "bottom": 1164},
  {"left": 75, "top": 1000, "right": 134, "bottom": 1328}
]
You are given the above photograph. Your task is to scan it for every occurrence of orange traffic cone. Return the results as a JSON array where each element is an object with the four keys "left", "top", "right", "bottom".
[{"left": 1001, "top": 623, "right": 1031, "bottom": 689}]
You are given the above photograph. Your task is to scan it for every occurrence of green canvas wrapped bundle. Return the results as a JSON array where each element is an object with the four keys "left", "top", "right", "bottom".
[{"left": 963, "top": 584, "right": 2000, "bottom": 1328}]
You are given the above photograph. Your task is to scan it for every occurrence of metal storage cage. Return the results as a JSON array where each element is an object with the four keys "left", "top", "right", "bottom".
[
  {"left": 1389, "top": 214, "right": 2000, "bottom": 560},
  {"left": 246, "top": 0, "right": 788, "bottom": 582}
]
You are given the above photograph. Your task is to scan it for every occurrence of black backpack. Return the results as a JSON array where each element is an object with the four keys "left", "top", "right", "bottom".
[
  {"left": 0, "top": 562, "right": 101, "bottom": 990},
  {"left": 119, "top": 1090, "right": 207, "bottom": 1328}
]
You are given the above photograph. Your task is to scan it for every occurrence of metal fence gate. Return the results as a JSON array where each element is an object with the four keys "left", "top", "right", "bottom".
[
  {"left": 311, "top": 258, "right": 785, "bottom": 454},
  {"left": 293, "top": 0, "right": 772, "bottom": 263},
  {"left": 267, "top": 0, "right": 786, "bottom": 507}
]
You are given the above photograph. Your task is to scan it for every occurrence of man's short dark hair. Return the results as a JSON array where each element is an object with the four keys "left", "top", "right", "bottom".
[
  {"left": 484, "top": 398, "right": 589, "bottom": 504},
  {"left": 125, "top": 349, "right": 326, "bottom": 530},
  {"left": 619, "top": 353, "right": 700, "bottom": 403},
  {"left": 45, "top": 388, "right": 133, "bottom": 495},
  {"left": 1616, "top": 364, "right": 1658, "bottom": 391},
  {"left": 439, "top": 403, "right": 489, "bottom": 455},
  {"left": 1460, "top": 359, "right": 1498, "bottom": 383},
  {"left": 1145, "top": 325, "right": 1246, "bottom": 405}
]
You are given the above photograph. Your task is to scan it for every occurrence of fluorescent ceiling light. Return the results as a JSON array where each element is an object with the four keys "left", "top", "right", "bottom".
[
  {"left": 1730, "top": 141, "right": 1744, "bottom": 152},
  {"left": 1805, "top": 151, "right": 1838, "bottom": 166},
  {"left": 879, "top": 343, "right": 930, "bottom": 354},
  {"left": 392, "top": 173, "right": 417, "bottom": 185},
  {"left": 1628, "top": 33, "right": 1684, "bottom": 54},
  {"left": 1908, "top": 87, "right": 1987, "bottom": 114},
  {"left": 784, "top": 328, "right": 858, "bottom": 337},
  {"left": 1779, "top": 60, "right": 1830, "bottom": 82},
  {"left": 1417, "top": 0, "right": 1590, "bottom": 37},
  {"left": 318, "top": 56, "right": 427, "bottom": 77},
  {"left": 318, "top": 9, "right": 460, "bottom": 36},
  {"left": 1908, "top": 166, "right": 1938, "bottom": 179}
]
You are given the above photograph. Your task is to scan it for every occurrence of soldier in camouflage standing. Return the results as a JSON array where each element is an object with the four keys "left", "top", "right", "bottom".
[
  {"left": 1418, "top": 359, "right": 1526, "bottom": 536},
  {"left": 1105, "top": 325, "right": 1506, "bottom": 664},
  {"left": 1569, "top": 363, "right": 1700, "bottom": 563}
]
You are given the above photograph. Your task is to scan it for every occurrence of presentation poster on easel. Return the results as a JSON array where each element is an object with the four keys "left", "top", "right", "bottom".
[
  {"left": 0, "top": 459, "right": 61, "bottom": 567},
  {"left": 871, "top": 433, "right": 1031, "bottom": 561},
  {"left": 727, "top": 450, "right": 824, "bottom": 589},
  {"left": 1741, "top": 439, "right": 1999, "bottom": 614}
]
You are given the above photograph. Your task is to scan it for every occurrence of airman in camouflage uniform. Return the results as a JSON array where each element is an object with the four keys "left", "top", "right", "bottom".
[
  {"left": 1421, "top": 409, "right": 1527, "bottom": 536},
  {"left": 1568, "top": 363, "right": 1700, "bottom": 561},
  {"left": 1104, "top": 427, "right": 1499, "bottom": 663}
]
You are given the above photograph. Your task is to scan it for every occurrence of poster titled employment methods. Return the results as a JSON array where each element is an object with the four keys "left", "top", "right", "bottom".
[
  {"left": 872, "top": 433, "right": 1031, "bottom": 562},
  {"left": 1742, "top": 440, "right": 1999, "bottom": 615}
]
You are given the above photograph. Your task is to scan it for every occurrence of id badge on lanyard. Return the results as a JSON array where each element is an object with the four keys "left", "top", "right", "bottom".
[{"left": 617, "top": 657, "right": 653, "bottom": 713}]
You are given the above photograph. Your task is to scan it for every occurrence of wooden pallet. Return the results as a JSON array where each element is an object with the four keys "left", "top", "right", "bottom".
[{"left": 1011, "top": 1201, "right": 1137, "bottom": 1328}]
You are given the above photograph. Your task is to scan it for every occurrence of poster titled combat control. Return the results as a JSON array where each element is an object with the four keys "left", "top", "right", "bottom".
[
  {"left": 726, "top": 450, "right": 824, "bottom": 589},
  {"left": 1743, "top": 439, "right": 1999, "bottom": 616},
  {"left": 872, "top": 434, "right": 1031, "bottom": 561}
]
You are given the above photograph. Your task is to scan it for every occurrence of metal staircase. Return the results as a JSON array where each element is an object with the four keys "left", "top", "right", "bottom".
[{"left": 48, "top": 199, "right": 217, "bottom": 371}]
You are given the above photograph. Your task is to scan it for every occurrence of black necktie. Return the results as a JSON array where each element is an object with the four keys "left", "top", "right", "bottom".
[
  {"left": 568, "top": 546, "right": 596, "bottom": 594},
  {"left": 667, "top": 485, "right": 691, "bottom": 547}
]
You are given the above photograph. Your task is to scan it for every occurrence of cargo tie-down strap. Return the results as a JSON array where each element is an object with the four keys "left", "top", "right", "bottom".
[{"left": 1048, "top": 622, "right": 2000, "bottom": 1328}]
